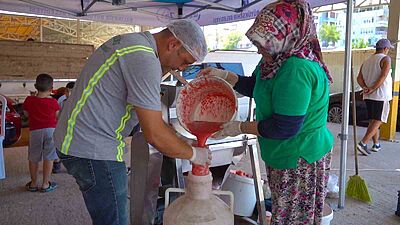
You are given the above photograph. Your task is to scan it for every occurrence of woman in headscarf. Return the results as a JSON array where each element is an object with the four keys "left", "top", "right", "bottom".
[{"left": 199, "top": 0, "right": 334, "bottom": 224}]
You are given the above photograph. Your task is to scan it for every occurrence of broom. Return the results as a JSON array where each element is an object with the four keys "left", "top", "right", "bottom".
[{"left": 345, "top": 63, "right": 372, "bottom": 203}]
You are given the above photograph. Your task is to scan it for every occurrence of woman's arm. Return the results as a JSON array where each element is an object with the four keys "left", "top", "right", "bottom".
[
  {"left": 233, "top": 58, "right": 262, "bottom": 97},
  {"left": 233, "top": 76, "right": 256, "bottom": 98},
  {"left": 240, "top": 114, "right": 305, "bottom": 139}
]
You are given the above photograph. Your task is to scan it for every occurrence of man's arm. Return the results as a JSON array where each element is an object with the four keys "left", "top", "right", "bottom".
[
  {"left": 370, "top": 56, "right": 391, "bottom": 91},
  {"left": 135, "top": 106, "right": 193, "bottom": 160},
  {"left": 357, "top": 65, "right": 368, "bottom": 88},
  {"left": 357, "top": 64, "right": 371, "bottom": 94}
]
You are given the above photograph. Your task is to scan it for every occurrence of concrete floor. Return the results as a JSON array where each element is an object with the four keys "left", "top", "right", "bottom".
[
  {"left": 0, "top": 123, "right": 399, "bottom": 225},
  {"left": 323, "top": 123, "right": 400, "bottom": 225}
]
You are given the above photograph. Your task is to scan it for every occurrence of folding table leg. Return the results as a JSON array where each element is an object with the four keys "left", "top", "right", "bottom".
[
  {"left": 248, "top": 143, "right": 267, "bottom": 225},
  {"left": 130, "top": 132, "right": 149, "bottom": 225}
]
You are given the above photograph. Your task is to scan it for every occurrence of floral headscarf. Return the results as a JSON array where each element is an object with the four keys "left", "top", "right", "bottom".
[{"left": 245, "top": 0, "right": 332, "bottom": 82}]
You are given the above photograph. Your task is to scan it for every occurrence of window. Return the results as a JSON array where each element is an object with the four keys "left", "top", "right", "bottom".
[{"left": 375, "top": 27, "right": 387, "bottom": 32}]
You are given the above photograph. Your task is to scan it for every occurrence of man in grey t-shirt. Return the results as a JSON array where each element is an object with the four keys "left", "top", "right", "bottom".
[{"left": 54, "top": 19, "right": 209, "bottom": 225}]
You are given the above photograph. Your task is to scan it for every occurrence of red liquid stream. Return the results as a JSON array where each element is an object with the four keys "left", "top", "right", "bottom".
[{"left": 186, "top": 121, "right": 223, "bottom": 176}]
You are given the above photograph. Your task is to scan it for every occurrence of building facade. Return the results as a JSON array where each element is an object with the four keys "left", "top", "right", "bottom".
[{"left": 315, "top": 5, "right": 389, "bottom": 49}]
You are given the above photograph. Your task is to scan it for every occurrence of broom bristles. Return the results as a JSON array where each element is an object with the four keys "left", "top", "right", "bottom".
[{"left": 346, "top": 175, "right": 372, "bottom": 203}]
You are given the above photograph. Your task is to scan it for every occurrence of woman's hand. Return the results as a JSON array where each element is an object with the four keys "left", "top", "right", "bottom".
[
  {"left": 197, "top": 67, "right": 239, "bottom": 86},
  {"left": 212, "top": 121, "right": 243, "bottom": 139},
  {"left": 212, "top": 121, "right": 260, "bottom": 139},
  {"left": 198, "top": 67, "right": 228, "bottom": 79}
]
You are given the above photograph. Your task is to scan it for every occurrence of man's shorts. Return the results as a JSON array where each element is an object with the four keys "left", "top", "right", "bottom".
[
  {"left": 364, "top": 99, "right": 390, "bottom": 123},
  {"left": 28, "top": 128, "right": 58, "bottom": 163}
]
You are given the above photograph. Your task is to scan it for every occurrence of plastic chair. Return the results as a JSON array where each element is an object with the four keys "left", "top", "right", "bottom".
[{"left": 0, "top": 95, "right": 7, "bottom": 179}]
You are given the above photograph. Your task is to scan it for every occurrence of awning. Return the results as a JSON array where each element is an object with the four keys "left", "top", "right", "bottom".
[{"left": 0, "top": 0, "right": 346, "bottom": 26}]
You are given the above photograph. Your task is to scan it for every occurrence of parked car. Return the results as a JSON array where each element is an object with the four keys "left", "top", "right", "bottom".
[
  {"left": 0, "top": 95, "right": 22, "bottom": 147},
  {"left": 328, "top": 90, "right": 400, "bottom": 131}
]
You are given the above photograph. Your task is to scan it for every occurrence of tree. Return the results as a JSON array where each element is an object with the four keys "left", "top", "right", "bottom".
[
  {"left": 223, "top": 31, "right": 243, "bottom": 50},
  {"left": 319, "top": 23, "right": 341, "bottom": 47},
  {"left": 352, "top": 38, "right": 368, "bottom": 49}
]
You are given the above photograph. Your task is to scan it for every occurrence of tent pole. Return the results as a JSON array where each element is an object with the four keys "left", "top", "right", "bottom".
[
  {"left": 77, "top": 19, "right": 81, "bottom": 44},
  {"left": 338, "top": 0, "right": 354, "bottom": 209},
  {"left": 40, "top": 18, "right": 43, "bottom": 42}
]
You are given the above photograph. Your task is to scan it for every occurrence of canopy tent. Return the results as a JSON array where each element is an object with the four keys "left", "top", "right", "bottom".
[
  {"left": 1, "top": 0, "right": 392, "bottom": 209},
  {"left": 0, "top": 0, "right": 345, "bottom": 26}
]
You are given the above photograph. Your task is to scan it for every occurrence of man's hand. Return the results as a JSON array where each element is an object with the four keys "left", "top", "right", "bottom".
[
  {"left": 212, "top": 121, "right": 242, "bottom": 139},
  {"left": 190, "top": 147, "right": 212, "bottom": 165},
  {"left": 363, "top": 87, "right": 373, "bottom": 95}
]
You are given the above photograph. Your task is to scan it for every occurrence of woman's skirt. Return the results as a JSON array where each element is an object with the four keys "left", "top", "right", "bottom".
[{"left": 267, "top": 152, "right": 332, "bottom": 225}]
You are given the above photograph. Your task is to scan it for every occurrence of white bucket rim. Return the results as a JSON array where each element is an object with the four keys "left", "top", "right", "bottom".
[{"left": 176, "top": 76, "right": 238, "bottom": 134}]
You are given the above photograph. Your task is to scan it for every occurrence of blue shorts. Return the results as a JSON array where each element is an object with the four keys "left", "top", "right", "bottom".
[{"left": 28, "top": 128, "right": 58, "bottom": 163}]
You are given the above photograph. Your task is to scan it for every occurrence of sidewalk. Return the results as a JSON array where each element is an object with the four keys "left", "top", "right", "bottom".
[
  {"left": 0, "top": 123, "right": 399, "bottom": 225},
  {"left": 325, "top": 123, "right": 400, "bottom": 225}
]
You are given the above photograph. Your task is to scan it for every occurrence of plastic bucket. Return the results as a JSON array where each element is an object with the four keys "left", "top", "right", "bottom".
[
  {"left": 221, "top": 172, "right": 256, "bottom": 217},
  {"left": 176, "top": 76, "right": 237, "bottom": 175},
  {"left": 321, "top": 205, "right": 334, "bottom": 225},
  {"left": 176, "top": 76, "right": 237, "bottom": 135}
]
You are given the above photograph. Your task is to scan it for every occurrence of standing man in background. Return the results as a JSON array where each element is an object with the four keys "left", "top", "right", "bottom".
[
  {"left": 57, "top": 81, "right": 75, "bottom": 108},
  {"left": 357, "top": 38, "right": 394, "bottom": 155},
  {"left": 54, "top": 19, "right": 210, "bottom": 225},
  {"left": 52, "top": 81, "right": 75, "bottom": 173}
]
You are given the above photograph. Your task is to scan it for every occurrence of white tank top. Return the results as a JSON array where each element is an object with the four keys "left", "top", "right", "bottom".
[{"left": 361, "top": 53, "right": 393, "bottom": 101}]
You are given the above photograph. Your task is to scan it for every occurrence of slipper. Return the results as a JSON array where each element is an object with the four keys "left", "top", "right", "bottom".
[
  {"left": 25, "top": 181, "right": 38, "bottom": 192},
  {"left": 40, "top": 182, "right": 58, "bottom": 193}
]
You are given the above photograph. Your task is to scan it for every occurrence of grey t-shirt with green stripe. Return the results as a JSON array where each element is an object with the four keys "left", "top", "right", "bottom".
[{"left": 54, "top": 31, "right": 161, "bottom": 161}]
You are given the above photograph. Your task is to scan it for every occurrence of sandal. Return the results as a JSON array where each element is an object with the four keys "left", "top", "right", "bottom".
[
  {"left": 40, "top": 181, "right": 58, "bottom": 193},
  {"left": 25, "top": 181, "right": 38, "bottom": 192}
]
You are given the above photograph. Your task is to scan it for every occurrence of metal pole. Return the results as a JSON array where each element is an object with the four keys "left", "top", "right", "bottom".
[
  {"left": 248, "top": 140, "right": 266, "bottom": 225},
  {"left": 39, "top": 18, "right": 43, "bottom": 42},
  {"left": 77, "top": 19, "right": 81, "bottom": 44},
  {"left": 338, "top": 0, "right": 354, "bottom": 209}
]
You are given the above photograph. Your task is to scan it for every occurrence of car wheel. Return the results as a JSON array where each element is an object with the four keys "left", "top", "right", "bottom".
[
  {"left": 3, "top": 121, "right": 17, "bottom": 147},
  {"left": 328, "top": 104, "right": 342, "bottom": 124}
]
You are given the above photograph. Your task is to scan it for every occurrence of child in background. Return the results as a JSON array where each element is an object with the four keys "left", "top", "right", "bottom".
[{"left": 23, "top": 73, "right": 60, "bottom": 192}]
